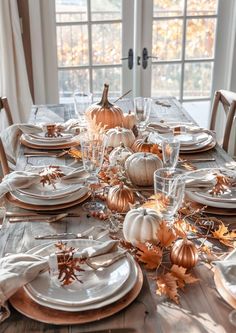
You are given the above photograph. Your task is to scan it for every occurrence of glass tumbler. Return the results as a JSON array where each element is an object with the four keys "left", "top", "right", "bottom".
[{"left": 154, "top": 168, "right": 185, "bottom": 224}]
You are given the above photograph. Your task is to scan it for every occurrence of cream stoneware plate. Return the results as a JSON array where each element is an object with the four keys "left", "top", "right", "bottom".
[{"left": 25, "top": 240, "right": 138, "bottom": 311}]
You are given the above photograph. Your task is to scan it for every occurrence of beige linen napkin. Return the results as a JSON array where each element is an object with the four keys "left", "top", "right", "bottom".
[
  {"left": 0, "top": 254, "right": 48, "bottom": 321},
  {"left": 214, "top": 261, "right": 236, "bottom": 298},
  {"left": 0, "top": 240, "right": 119, "bottom": 322},
  {"left": 0, "top": 171, "right": 41, "bottom": 198}
]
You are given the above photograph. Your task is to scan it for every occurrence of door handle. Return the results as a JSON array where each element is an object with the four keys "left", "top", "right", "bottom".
[
  {"left": 121, "top": 48, "right": 133, "bottom": 70},
  {"left": 142, "top": 48, "right": 158, "bottom": 69}
]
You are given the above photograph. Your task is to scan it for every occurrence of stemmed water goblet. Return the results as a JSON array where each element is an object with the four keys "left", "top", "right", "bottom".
[
  {"left": 133, "top": 97, "right": 152, "bottom": 132},
  {"left": 73, "top": 91, "right": 93, "bottom": 128},
  {"left": 80, "top": 132, "right": 107, "bottom": 213},
  {"left": 154, "top": 168, "right": 185, "bottom": 225},
  {"left": 161, "top": 137, "right": 180, "bottom": 168}
]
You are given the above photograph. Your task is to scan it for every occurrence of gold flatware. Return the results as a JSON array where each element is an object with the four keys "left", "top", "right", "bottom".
[
  {"left": 86, "top": 251, "right": 127, "bottom": 270},
  {"left": 34, "top": 228, "right": 108, "bottom": 240},
  {"left": 113, "top": 89, "right": 132, "bottom": 103},
  {"left": 24, "top": 151, "right": 67, "bottom": 158},
  {"left": 179, "top": 158, "right": 216, "bottom": 163},
  {"left": 8, "top": 213, "right": 68, "bottom": 223},
  {"left": 5, "top": 211, "right": 80, "bottom": 217}
]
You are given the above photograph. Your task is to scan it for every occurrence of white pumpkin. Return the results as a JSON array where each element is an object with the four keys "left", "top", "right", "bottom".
[
  {"left": 109, "top": 143, "right": 133, "bottom": 166},
  {"left": 106, "top": 127, "right": 135, "bottom": 148},
  {"left": 123, "top": 111, "right": 137, "bottom": 129},
  {"left": 123, "top": 207, "right": 161, "bottom": 245},
  {"left": 125, "top": 152, "right": 163, "bottom": 186}
]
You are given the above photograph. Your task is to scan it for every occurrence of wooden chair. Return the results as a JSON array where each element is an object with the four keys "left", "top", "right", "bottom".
[
  {"left": 0, "top": 97, "right": 13, "bottom": 126},
  {"left": 210, "top": 90, "right": 236, "bottom": 152},
  {"left": 0, "top": 138, "right": 10, "bottom": 176}
]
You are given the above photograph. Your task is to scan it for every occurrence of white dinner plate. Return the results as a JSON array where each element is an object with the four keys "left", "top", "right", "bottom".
[
  {"left": 180, "top": 134, "right": 214, "bottom": 151},
  {"left": 17, "top": 166, "right": 84, "bottom": 199},
  {"left": 186, "top": 190, "right": 236, "bottom": 209},
  {"left": 174, "top": 132, "right": 209, "bottom": 146},
  {"left": 11, "top": 186, "right": 89, "bottom": 206},
  {"left": 21, "top": 133, "right": 80, "bottom": 147},
  {"left": 196, "top": 189, "right": 236, "bottom": 203},
  {"left": 28, "top": 132, "right": 73, "bottom": 143},
  {"left": 25, "top": 240, "right": 138, "bottom": 311}
]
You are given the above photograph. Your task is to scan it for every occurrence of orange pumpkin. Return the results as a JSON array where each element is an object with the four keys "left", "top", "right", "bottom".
[
  {"left": 85, "top": 84, "right": 124, "bottom": 129},
  {"left": 107, "top": 183, "right": 135, "bottom": 213},
  {"left": 170, "top": 239, "right": 198, "bottom": 269},
  {"left": 132, "top": 136, "right": 155, "bottom": 152}
]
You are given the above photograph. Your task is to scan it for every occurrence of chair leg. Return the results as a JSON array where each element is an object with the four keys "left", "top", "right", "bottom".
[{"left": 0, "top": 139, "right": 10, "bottom": 176}]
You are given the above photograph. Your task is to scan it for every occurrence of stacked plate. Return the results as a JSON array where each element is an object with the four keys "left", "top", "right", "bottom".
[
  {"left": 21, "top": 132, "right": 80, "bottom": 150},
  {"left": 25, "top": 239, "right": 140, "bottom": 312},
  {"left": 214, "top": 249, "right": 236, "bottom": 310},
  {"left": 7, "top": 166, "right": 90, "bottom": 211},
  {"left": 186, "top": 168, "right": 236, "bottom": 214},
  {"left": 148, "top": 126, "right": 216, "bottom": 153}
]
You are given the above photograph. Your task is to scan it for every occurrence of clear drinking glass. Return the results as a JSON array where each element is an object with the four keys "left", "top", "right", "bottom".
[
  {"left": 154, "top": 168, "right": 185, "bottom": 224},
  {"left": 73, "top": 91, "right": 93, "bottom": 126},
  {"left": 133, "top": 97, "right": 152, "bottom": 131},
  {"left": 80, "top": 132, "right": 107, "bottom": 212},
  {"left": 162, "top": 137, "right": 180, "bottom": 168}
]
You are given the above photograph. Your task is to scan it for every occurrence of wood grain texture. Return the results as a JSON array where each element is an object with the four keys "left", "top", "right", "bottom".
[{"left": 0, "top": 99, "right": 235, "bottom": 333}]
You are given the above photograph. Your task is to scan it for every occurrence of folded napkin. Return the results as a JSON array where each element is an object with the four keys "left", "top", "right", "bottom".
[
  {"left": 0, "top": 240, "right": 118, "bottom": 322},
  {"left": 214, "top": 260, "right": 236, "bottom": 298},
  {"left": 0, "top": 254, "right": 48, "bottom": 321},
  {"left": 0, "top": 171, "right": 41, "bottom": 198}
]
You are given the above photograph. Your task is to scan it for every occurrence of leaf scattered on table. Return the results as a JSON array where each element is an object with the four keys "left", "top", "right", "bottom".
[
  {"left": 156, "top": 272, "right": 179, "bottom": 303},
  {"left": 212, "top": 224, "right": 236, "bottom": 248},
  {"left": 67, "top": 148, "right": 82, "bottom": 159},
  {"left": 136, "top": 242, "right": 162, "bottom": 269},
  {"left": 170, "top": 265, "right": 198, "bottom": 289},
  {"left": 156, "top": 221, "right": 177, "bottom": 247}
]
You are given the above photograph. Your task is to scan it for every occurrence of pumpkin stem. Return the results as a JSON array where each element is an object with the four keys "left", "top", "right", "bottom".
[
  {"left": 98, "top": 83, "right": 113, "bottom": 108},
  {"left": 144, "top": 136, "right": 149, "bottom": 143},
  {"left": 142, "top": 208, "right": 147, "bottom": 215}
]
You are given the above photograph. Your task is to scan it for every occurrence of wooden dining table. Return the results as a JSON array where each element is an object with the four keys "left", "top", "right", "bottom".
[{"left": 0, "top": 97, "right": 235, "bottom": 333}]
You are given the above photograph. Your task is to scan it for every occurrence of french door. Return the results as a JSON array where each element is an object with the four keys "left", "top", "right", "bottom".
[{"left": 29, "top": 0, "right": 236, "bottom": 110}]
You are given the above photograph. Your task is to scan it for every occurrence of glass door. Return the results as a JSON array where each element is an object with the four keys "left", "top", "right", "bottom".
[
  {"left": 141, "top": 0, "right": 218, "bottom": 104},
  {"left": 55, "top": 0, "right": 133, "bottom": 102}
]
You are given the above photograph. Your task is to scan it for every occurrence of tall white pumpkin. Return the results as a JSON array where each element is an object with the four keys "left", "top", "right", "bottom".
[{"left": 123, "top": 207, "right": 161, "bottom": 245}]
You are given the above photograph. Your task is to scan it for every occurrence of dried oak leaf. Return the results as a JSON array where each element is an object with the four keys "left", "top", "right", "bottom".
[
  {"left": 67, "top": 148, "right": 82, "bottom": 159},
  {"left": 180, "top": 161, "right": 197, "bottom": 171},
  {"left": 156, "top": 272, "right": 179, "bottom": 304},
  {"left": 209, "top": 174, "right": 231, "bottom": 196},
  {"left": 156, "top": 221, "right": 177, "bottom": 248},
  {"left": 142, "top": 193, "right": 169, "bottom": 214},
  {"left": 170, "top": 265, "right": 198, "bottom": 289},
  {"left": 39, "top": 166, "right": 65, "bottom": 188},
  {"left": 174, "top": 218, "right": 197, "bottom": 238},
  {"left": 212, "top": 224, "right": 236, "bottom": 248},
  {"left": 136, "top": 242, "right": 162, "bottom": 270}
]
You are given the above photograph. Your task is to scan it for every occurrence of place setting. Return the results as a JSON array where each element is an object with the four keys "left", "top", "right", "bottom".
[
  {"left": 4, "top": 238, "right": 143, "bottom": 325},
  {"left": 1, "top": 166, "right": 91, "bottom": 211}
]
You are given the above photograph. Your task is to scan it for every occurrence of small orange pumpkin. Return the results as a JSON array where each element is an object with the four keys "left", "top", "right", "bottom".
[
  {"left": 107, "top": 183, "right": 135, "bottom": 213},
  {"left": 170, "top": 239, "right": 198, "bottom": 269},
  {"left": 132, "top": 136, "right": 155, "bottom": 152},
  {"left": 85, "top": 84, "right": 124, "bottom": 129}
]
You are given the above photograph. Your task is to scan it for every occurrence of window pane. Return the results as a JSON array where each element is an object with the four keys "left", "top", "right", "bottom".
[
  {"left": 187, "top": 0, "right": 218, "bottom": 16},
  {"left": 152, "top": 64, "right": 181, "bottom": 97},
  {"left": 183, "top": 62, "right": 213, "bottom": 99},
  {"left": 91, "top": 0, "right": 121, "bottom": 21},
  {"left": 153, "top": 0, "right": 184, "bottom": 17},
  {"left": 185, "top": 18, "right": 216, "bottom": 59},
  {"left": 152, "top": 19, "right": 183, "bottom": 61},
  {"left": 57, "top": 25, "right": 89, "bottom": 66},
  {"left": 92, "top": 23, "right": 121, "bottom": 65},
  {"left": 58, "top": 69, "right": 89, "bottom": 99},
  {"left": 93, "top": 67, "right": 121, "bottom": 97},
  {"left": 56, "top": 0, "right": 87, "bottom": 23}
]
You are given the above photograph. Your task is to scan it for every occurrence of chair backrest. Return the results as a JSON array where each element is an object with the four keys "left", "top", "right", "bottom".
[
  {"left": 0, "top": 137, "right": 10, "bottom": 176},
  {"left": 0, "top": 97, "right": 13, "bottom": 126},
  {"left": 210, "top": 90, "right": 236, "bottom": 152}
]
